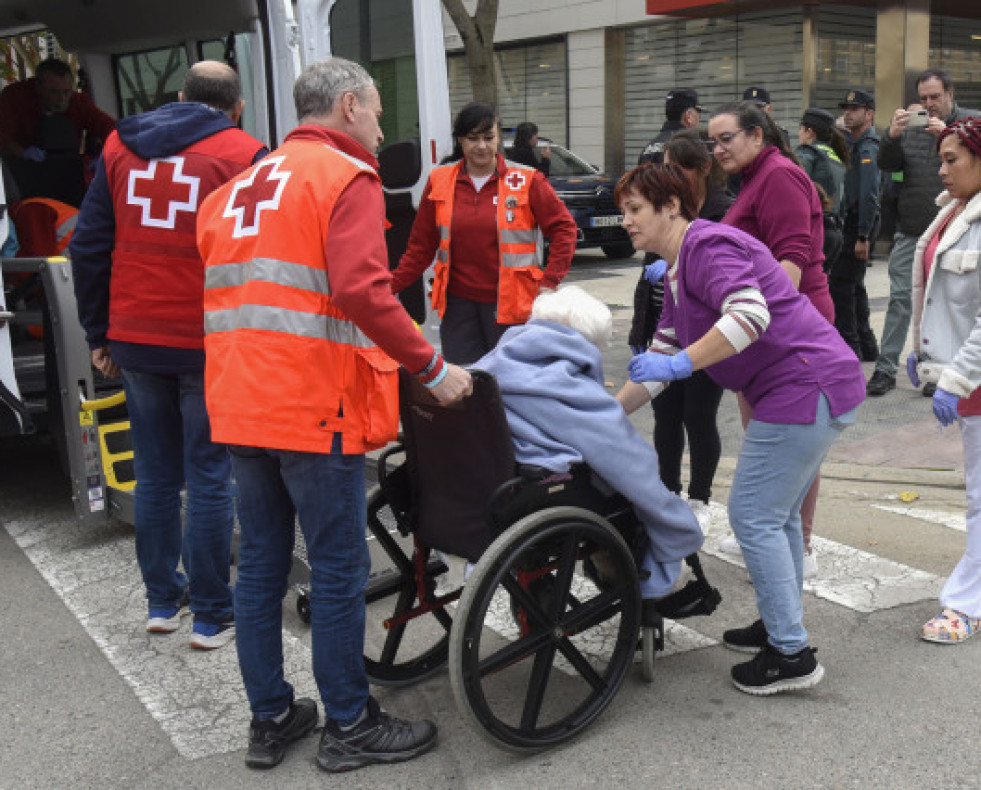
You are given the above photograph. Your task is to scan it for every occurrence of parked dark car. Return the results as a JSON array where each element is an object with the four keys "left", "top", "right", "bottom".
[{"left": 503, "top": 136, "right": 634, "bottom": 259}]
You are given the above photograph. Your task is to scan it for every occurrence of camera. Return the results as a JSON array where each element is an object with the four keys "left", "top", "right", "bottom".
[{"left": 907, "top": 109, "right": 929, "bottom": 128}]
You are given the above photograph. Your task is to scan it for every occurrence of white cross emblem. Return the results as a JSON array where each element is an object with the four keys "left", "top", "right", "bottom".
[
  {"left": 127, "top": 156, "right": 200, "bottom": 229},
  {"left": 223, "top": 156, "right": 292, "bottom": 238}
]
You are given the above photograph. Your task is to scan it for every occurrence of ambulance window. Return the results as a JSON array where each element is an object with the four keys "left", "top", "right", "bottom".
[
  {"left": 200, "top": 34, "right": 262, "bottom": 142},
  {"left": 329, "top": 0, "right": 418, "bottom": 154},
  {"left": 114, "top": 46, "right": 190, "bottom": 117}
]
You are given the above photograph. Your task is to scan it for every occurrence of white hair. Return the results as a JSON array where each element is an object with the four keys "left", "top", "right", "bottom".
[{"left": 530, "top": 285, "right": 613, "bottom": 348}]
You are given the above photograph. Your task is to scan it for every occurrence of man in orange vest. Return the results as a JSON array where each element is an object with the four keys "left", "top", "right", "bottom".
[
  {"left": 69, "top": 61, "right": 268, "bottom": 651},
  {"left": 197, "top": 58, "right": 471, "bottom": 773},
  {"left": 10, "top": 197, "right": 78, "bottom": 256}
]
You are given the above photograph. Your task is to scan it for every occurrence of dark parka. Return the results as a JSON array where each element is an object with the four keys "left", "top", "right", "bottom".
[{"left": 878, "top": 103, "right": 981, "bottom": 236}]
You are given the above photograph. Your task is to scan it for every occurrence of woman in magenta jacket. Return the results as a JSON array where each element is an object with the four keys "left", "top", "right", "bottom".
[{"left": 708, "top": 100, "right": 832, "bottom": 577}]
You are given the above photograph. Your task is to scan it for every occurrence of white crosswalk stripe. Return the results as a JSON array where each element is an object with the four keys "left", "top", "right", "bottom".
[
  {"left": 872, "top": 504, "right": 967, "bottom": 533},
  {"left": 1, "top": 495, "right": 957, "bottom": 759},
  {"left": 3, "top": 514, "right": 318, "bottom": 760}
]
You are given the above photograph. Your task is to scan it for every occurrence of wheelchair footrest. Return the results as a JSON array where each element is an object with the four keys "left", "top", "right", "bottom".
[{"left": 647, "top": 577, "right": 722, "bottom": 621}]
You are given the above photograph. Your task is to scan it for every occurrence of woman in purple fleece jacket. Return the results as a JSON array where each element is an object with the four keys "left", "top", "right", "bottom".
[{"left": 615, "top": 163, "right": 865, "bottom": 696}]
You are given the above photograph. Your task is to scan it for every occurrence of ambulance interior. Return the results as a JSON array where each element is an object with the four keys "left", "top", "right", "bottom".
[{"left": 0, "top": 0, "right": 447, "bottom": 523}]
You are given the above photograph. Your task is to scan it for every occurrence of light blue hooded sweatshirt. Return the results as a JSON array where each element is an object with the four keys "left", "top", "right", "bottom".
[{"left": 474, "top": 320, "right": 704, "bottom": 597}]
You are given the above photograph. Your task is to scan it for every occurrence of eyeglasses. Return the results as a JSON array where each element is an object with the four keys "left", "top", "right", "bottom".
[{"left": 707, "top": 128, "right": 749, "bottom": 151}]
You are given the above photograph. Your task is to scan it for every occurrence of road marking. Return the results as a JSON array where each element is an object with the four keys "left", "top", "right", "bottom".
[
  {"left": 871, "top": 504, "right": 966, "bottom": 533},
  {"left": 3, "top": 494, "right": 951, "bottom": 759},
  {"left": 2, "top": 513, "right": 318, "bottom": 760},
  {"left": 696, "top": 501, "right": 943, "bottom": 613}
]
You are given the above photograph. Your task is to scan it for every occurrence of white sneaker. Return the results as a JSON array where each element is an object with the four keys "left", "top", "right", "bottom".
[
  {"left": 803, "top": 549, "right": 818, "bottom": 579},
  {"left": 718, "top": 533, "right": 742, "bottom": 556}
]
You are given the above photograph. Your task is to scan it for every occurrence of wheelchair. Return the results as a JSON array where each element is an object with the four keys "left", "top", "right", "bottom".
[{"left": 354, "top": 368, "right": 720, "bottom": 752}]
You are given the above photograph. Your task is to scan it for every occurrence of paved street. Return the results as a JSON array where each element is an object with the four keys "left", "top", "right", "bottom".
[{"left": 2, "top": 248, "right": 978, "bottom": 789}]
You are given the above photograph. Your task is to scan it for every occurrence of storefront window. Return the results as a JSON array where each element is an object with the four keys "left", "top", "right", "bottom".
[{"left": 448, "top": 38, "right": 567, "bottom": 146}]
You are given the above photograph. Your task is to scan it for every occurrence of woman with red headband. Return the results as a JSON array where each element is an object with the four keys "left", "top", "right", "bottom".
[{"left": 907, "top": 116, "right": 981, "bottom": 643}]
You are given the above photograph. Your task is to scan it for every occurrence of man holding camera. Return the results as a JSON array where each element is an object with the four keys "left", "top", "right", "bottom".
[{"left": 867, "top": 69, "right": 979, "bottom": 397}]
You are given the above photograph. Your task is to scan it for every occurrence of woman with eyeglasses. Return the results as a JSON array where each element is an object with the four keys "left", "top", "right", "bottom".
[
  {"left": 390, "top": 102, "right": 577, "bottom": 364},
  {"left": 615, "top": 163, "right": 864, "bottom": 694},
  {"left": 708, "top": 100, "right": 832, "bottom": 579}
]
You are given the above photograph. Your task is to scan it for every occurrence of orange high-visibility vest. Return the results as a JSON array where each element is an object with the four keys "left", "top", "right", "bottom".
[
  {"left": 197, "top": 141, "right": 399, "bottom": 455},
  {"left": 11, "top": 198, "right": 78, "bottom": 256},
  {"left": 428, "top": 160, "right": 544, "bottom": 324}
]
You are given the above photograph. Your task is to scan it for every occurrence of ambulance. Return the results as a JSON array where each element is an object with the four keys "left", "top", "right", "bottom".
[{"left": 0, "top": 0, "right": 451, "bottom": 524}]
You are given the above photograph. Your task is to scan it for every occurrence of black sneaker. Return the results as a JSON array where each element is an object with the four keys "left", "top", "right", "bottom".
[
  {"left": 731, "top": 644, "right": 824, "bottom": 696},
  {"left": 245, "top": 697, "right": 318, "bottom": 769},
  {"left": 317, "top": 696, "right": 437, "bottom": 773},
  {"left": 866, "top": 370, "right": 896, "bottom": 397},
  {"left": 722, "top": 619, "right": 768, "bottom": 653}
]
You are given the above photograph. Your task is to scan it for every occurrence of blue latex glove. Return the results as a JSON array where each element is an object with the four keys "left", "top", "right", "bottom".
[
  {"left": 22, "top": 146, "right": 45, "bottom": 162},
  {"left": 932, "top": 387, "right": 960, "bottom": 427},
  {"left": 630, "top": 344, "right": 646, "bottom": 356},
  {"left": 906, "top": 351, "right": 920, "bottom": 388},
  {"left": 643, "top": 258, "right": 668, "bottom": 285},
  {"left": 628, "top": 349, "right": 693, "bottom": 383}
]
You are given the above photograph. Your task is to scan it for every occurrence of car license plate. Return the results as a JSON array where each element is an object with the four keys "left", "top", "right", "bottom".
[{"left": 590, "top": 215, "right": 623, "bottom": 227}]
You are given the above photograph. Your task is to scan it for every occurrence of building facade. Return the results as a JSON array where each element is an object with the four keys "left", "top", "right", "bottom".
[{"left": 444, "top": 1, "right": 981, "bottom": 177}]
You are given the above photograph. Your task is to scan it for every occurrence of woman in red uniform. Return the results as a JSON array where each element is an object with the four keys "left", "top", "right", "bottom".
[{"left": 391, "top": 102, "right": 577, "bottom": 364}]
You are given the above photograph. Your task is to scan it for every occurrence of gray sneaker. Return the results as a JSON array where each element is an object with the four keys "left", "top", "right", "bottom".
[{"left": 317, "top": 697, "right": 437, "bottom": 773}]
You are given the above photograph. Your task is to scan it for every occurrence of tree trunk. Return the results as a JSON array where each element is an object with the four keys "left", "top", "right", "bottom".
[{"left": 441, "top": 0, "right": 500, "bottom": 108}]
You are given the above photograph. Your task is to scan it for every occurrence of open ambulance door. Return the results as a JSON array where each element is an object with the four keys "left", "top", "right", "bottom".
[{"left": 295, "top": 0, "right": 451, "bottom": 339}]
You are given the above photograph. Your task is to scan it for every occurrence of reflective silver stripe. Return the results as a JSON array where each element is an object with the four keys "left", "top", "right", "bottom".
[
  {"left": 57, "top": 214, "right": 78, "bottom": 241},
  {"left": 439, "top": 225, "right": 450, "bottom": 240},
  {"left": 502, "top": 252, "right": 538, "bottom": 268},
  {"left": 205, "top": 258, "right": 328, "bottom": 295},
  {"left": 500, "top": 229, "right": 538, "bottom": 244},
  {"left": 205, "top": 304, "right": 375, "bottom": 347},
  {"left": 436, "top": 249, "right": 448, "bottom": 263}
]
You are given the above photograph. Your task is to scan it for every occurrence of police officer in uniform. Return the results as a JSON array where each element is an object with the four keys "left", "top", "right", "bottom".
[
  {"left": 831, "top": 88, "right": 880, "bottom": 360},
  {"left": 638, "top": 88, "right": 703, "bottom": 165}
]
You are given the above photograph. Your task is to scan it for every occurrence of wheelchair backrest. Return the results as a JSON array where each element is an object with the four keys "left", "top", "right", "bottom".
[{"left": 398, "top": 368, "right": 515, "bottom": 561}]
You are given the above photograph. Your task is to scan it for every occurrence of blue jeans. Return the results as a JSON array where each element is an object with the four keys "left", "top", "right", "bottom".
[
  {"left": 122, "top": 369, "right": 234, "bottom": 624},
  {"left": 728, "top": 395, "right": 855, "bottom": 654},
  {"left": 876, "top": 232, "right": 917, "bottom": 377},
  {"left": 230, "top": 437, "right": 370, "bottom": 724}
]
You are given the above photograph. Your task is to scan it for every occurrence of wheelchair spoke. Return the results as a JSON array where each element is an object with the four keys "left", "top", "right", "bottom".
[
  {"left": 477, "top": 627, "right": 553, "bottom": 677},
  {"left": 549, "top": 530, "right": 580, "bottom": 618},
  {"left": 558, "top": 586, "right": 627, "bottom": 633},
  {"left": 501, "top": 570, "right": 551, "bottom": 630},
  {"left": 519, "top": 642, "right": 559, "bottom": 731},
  {"left": 553, "top": 635, "right": 606, "bottom": 691},
  {"left": 379, "top": 586, "right": 415, "bottom": 665}
]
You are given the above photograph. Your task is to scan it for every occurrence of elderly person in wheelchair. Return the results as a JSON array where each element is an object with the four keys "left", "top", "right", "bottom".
[{"left": 474, "top": 284, "right": 720, "bottom": 622}]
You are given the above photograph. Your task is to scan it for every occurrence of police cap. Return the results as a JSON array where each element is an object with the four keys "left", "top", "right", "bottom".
[
  {"left": 666, "top": 88, "right": 703, "bottom": 115},
  {"left": 742, "top": 86, "right": 771, "bottom": 106},
  {"left": 801, "top": 107, "right": 835, "bottom": 133},
  {"left": 839, "top": 89, "right": 875, "bottom": 109}
]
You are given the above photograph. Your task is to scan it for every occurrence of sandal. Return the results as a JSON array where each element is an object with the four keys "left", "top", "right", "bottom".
[{"left": 920, "top": 608, "right": 981, "bottom": 644}]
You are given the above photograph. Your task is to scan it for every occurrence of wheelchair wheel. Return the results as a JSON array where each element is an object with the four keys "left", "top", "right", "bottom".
[
  {"left": 364, "top": 487, "right": 453, "bottom": 687},
  {"left": 449, "top": 506, "right": 640, "bottom": 752}
]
